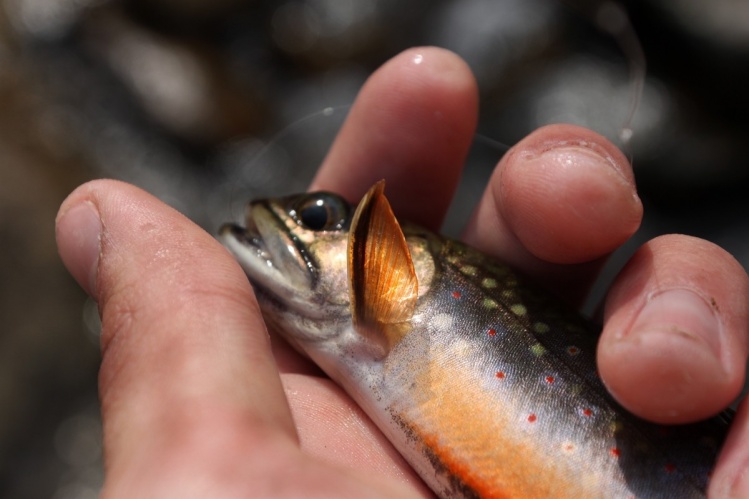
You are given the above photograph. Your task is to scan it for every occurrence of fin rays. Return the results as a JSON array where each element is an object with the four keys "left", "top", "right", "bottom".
[{"left": 348, "top": 181, "right": 418, "bottom": 357}]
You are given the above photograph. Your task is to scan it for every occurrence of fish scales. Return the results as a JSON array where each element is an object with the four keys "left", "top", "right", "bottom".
[{"left": 220, "top": 183, "right": 729, "bottom": 498}]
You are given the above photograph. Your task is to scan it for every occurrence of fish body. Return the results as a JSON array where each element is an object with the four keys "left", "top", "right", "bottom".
[{"left": 220, "top": 182, "right": 729, "bottom": 498}]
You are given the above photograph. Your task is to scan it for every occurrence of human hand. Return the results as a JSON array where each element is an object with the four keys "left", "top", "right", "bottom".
[{"left": 56, "top": 47, "right": 749, "bottom": 497}]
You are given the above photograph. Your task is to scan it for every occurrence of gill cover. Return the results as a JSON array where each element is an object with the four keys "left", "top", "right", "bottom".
[{"left": 348, "top": 181, "right": 418, "bottom": 358}]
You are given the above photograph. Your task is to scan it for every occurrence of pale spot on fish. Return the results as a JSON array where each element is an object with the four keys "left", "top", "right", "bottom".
[
  {"left": 483, "top": 298, "right": 499, "bottom": 309},
  {"left": 510, "top": 304, "right": 527, "bottom": 316},
  {"left": 533, "top": 322, "right": 550, "bottom": 334},
  {"left": 460, "top": 265, "right": 477, "bottom": 276},
  {"left": 482, "top": 277, "right": 497, "bottom": 289},
  {"left": 530, "top": 343, "right": 547, "bottom": 357},
  {"left": 432, "top": 313, "right": 454, "bottom": 333}
]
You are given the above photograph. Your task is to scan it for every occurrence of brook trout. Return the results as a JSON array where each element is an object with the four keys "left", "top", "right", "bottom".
[{"left": 220, "top": 181, "right": 730, "bottom": 498}]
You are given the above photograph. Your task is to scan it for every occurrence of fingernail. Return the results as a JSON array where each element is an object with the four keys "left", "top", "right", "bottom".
[
  {"left": 56, "top": 201, "right": 102, "bottom": 296},
  {"left": 539, "top": 144, "right": 632, "bottom": 186},
  {"left": 629, "top": 288, "right": 722, "bottom": 360}
]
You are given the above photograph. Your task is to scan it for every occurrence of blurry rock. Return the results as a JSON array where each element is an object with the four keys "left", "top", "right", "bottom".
[
  {"left": 649, "top": 0, "right": 749, "bottom": 52},
  {"left": 81, "top": 6, "right": 267, "bottom": 146}
]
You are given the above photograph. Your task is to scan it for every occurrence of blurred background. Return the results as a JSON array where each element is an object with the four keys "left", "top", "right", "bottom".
[{"left": 1, "top": 0, "right": 748, "bottom": 497}]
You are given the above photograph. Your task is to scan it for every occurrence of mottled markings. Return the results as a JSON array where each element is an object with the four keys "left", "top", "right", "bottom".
[
  {"left": 460, "top": 265, "right": 478, "bottom": 277},
  {"left": 530, "top": 343, "right": 547, "bottom": 357},
  {"left": 432, "top": 313, "right": 455, "bottom": 333},
  {"left": 532, "top": 322, "right": 550, "bottom": 334},
  {"left": 510, "top": 304, "right": 527, "bottom": 316}
]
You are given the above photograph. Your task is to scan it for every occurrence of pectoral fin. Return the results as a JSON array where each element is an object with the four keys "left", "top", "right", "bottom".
[{"left": 348, "top": 181, "right": 418, "bottom": 358}]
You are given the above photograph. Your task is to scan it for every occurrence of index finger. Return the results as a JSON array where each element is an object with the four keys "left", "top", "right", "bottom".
[{"left": 310, "top": 47, "right": 478, "bottom": 231}]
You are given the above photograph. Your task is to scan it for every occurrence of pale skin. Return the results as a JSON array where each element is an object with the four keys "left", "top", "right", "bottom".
[{"left": 55, "top": 48, "right": 749, "bottom": 498}]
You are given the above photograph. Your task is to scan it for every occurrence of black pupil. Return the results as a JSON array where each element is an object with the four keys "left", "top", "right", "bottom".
[{"left": 299, "top": 203, "right": 330, "bottom": 231}]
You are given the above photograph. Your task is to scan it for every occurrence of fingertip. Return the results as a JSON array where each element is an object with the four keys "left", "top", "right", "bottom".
[
  {"left": 599, "top": 235, "right": 749, "bottom": 423},
  {"left": 311, "top": 46, "right": 478, "bottom": 229},
  {"left": 56, "top": 180, "right": 125, "bottom": 297},
  {"left": 498, "top": 124, "right": 642, "bottom": 264},
  {"left": 598, "top": 321, "right": 734, "bottom": 423}
]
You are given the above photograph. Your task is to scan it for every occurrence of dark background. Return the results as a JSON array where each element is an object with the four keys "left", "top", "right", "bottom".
[{"left": 1, "top": 0, "right": 748, "bottom": 497}]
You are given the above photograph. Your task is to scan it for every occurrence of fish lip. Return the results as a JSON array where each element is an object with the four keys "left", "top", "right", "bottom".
[{"left": 218, "top": 202, "right": 326, "bottom": 319}]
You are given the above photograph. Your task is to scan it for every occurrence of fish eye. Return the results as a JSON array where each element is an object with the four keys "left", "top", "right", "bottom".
[{"left": 291, "top": 193, "right": 349, "bottom": 231}]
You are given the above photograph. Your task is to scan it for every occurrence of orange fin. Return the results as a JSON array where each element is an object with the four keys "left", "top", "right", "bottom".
[{"left": 348, "top": 181, "right": 418, "bottom": 357}]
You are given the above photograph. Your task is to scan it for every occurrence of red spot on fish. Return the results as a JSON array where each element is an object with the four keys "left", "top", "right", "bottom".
[
  {"left": 495, "top": 371, "right": 505, "bottom": 379},
  {"left": 610, "top": 447, "right": 621, "bottom": 458},
  {"left": 527, "top": 414, "right": 537, "bottom": 423},
  {"left": 452, "top": 290, "right": 461, "bottom": 299},
  {"left": 567, "top": 346, "right": 580, "bottom": 355},
  {"left": 545, "top": 376, "right": 555, "bottom": 384},
  {"left": 582, "top": 408, "right": 593, "bottom": 417},
  {"left": 664, "top": 463, "right": 676, "bottom": 474},
  {"left": 487, "top": 328, "right": 496, "bottom": 336}
]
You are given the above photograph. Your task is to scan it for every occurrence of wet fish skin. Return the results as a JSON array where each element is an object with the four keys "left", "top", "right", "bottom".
[{"left": 220, "top": 184, "right": 730, "bottom": 498}]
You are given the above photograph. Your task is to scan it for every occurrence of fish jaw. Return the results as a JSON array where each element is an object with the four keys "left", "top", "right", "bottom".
[
  {"left": 219, "top": 194, "right": 362, "bottom": 353},
  {"left": 219, "top": 210, "right": 322, "bottom": 320}
]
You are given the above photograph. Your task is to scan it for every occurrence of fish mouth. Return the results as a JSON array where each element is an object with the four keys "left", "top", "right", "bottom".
[{"left": 219, "top": 202, "right": 324, "bottom": 318}]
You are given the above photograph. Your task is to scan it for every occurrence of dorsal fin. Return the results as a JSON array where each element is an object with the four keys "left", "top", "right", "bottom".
[{"left": 348, "top": 180, "right": 418, "bottom": 358}]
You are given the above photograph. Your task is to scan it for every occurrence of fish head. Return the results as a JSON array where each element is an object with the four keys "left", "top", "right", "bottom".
[
  {"left": 219, "top": 191, "right": 355, "bottom": 351},
  {"left": 219, "top": 183, "right": 437, "bottom": 362}
]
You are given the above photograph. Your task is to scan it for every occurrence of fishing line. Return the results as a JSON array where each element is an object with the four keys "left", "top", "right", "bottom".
[
  {"left": 231, "top": 0, "right": 645, "bottom": 205},
  {"left": 227, "top": 104, "right": 351, "bottom": 218},
  {"left": 473, "top": 0, "right": 646, "bottom": 160},
  {"left": 561, "top": 0, "right": 646, "bottom": 156}
]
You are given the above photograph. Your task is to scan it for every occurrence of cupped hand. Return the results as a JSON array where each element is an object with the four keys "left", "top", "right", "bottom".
[{"left": 56, "top": 47, "right": 749, "bottom": 498}]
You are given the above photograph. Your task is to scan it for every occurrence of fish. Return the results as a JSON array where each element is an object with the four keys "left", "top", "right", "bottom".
[{"left": 219, "top": 180, "right": 731, "bottom": 498}]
